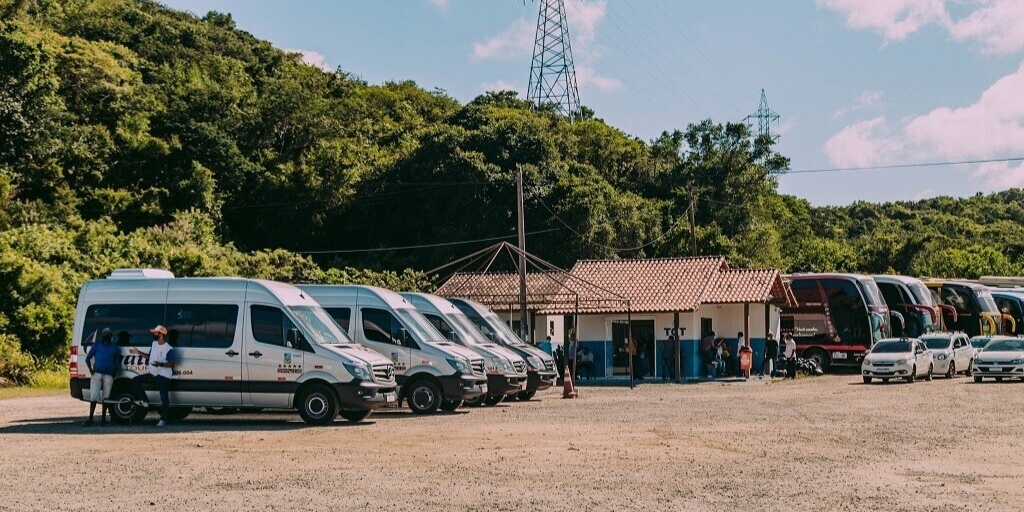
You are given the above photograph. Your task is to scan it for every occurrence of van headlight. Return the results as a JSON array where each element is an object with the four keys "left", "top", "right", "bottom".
[
  {"left": 446, "top": 358, "right": 470, "bottom": 373},
  {"left": 343, "top": 362, "right": 371, "bottom": 380},
  {"left": 527, "top": 355, "right": 543, "bottom": 371},
  {"left": 491, "top": 357, "right": 514, "bottom": 374}
]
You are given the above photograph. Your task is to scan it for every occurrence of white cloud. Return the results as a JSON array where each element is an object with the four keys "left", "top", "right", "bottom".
[
  {"left": 478, "top": 79, "right": 525, "bottom": 96},
  {"left": 285, "top": 49, "right": 332, "bottom": 71},
  {"left": 823, "top": 61, "right": 1024, "bottom": 190},
  {"left": 832, "top": 91, "right": 884, "bottom": 120},
  {"left": 912, "top": 188, "right": 936, "bottom": 201},
  {"left": 575, "top": 64, "right": 622, "bottom": 92},
  {"left": 817, "top": 0, "right": 1024, "bottom": 54},
  {"left": 425, "top": 0, "right": 450, "bottom": 15},
  {"left": 471, "top": 18, "right": 534, "bottom": 61}
]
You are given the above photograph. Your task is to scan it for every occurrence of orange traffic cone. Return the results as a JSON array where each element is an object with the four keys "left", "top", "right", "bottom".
[{"left": 562, "top": 365, "right": 578, "bottom": 399}]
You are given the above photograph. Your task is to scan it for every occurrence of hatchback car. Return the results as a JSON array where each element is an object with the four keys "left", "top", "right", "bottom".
[
  {"left": 971, "top": 337, "right": 1024, "bottom": 382},
  {"left": 920, "top": 332, "right": 972, "bottom": 378},
  {"left": 861, "top": 338, "right": 934, "bottom": 384}
]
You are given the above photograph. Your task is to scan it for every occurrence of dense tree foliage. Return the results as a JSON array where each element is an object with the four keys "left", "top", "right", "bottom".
[{"left": 1, "top": 0, "right": 1022, "bottom": 382}]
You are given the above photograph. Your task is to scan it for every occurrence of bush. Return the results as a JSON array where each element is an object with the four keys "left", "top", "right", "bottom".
[{"left": 0, "top": 334, "right": 33, "bottom": 386}]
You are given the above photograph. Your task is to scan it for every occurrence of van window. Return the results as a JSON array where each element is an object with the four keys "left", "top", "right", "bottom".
[
  {"left": 250, "top": 305, "right": 297, "bottom": 347},
  {"left": 324, "top": 307, "right": 352, "bottom": 332},
  {"left": 82, "top": 304, "right": 166, "bottom": 347},
  {"left": 361, "top": 308, "right": 419, "bottom": 349},
  {"left": 423, "top": 313, "right": 459, "bottom": 342},
  {"left": 166, "top": 304, "right": 239, "bottom": 348}
]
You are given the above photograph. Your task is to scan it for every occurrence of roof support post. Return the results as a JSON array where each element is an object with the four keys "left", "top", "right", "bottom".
[
  {"left": 627, "top": 302, "right": 634, "bottom": 390},
  {"left": 674, "top": 311, "right": 681, "bottom": 383}
]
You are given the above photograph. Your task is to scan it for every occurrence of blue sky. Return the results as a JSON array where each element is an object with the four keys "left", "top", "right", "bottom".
[{"left": 160, "top": 0, "right": 1024, "bottom": 206}]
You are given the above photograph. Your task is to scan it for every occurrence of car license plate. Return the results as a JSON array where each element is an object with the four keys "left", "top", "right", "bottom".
[{"left": 832, "top": 352, "right": 847, "bottom": 360}]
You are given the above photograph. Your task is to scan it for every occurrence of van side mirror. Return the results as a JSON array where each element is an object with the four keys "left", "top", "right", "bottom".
[{"left": 286, "top": 328, "right": 301, "bottom": 349}]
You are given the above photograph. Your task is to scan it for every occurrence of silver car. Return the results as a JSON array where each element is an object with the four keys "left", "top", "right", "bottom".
[
  {"left": 861, "top": 338, "right": 934, "bottom": 384},
  {"left": 971, "top": 337, "right": 1024, "bottom": 382}
]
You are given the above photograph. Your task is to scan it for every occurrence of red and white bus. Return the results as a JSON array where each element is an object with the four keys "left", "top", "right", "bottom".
[{"left": 781, "top": 273, "right": 895, "bottom": 371}]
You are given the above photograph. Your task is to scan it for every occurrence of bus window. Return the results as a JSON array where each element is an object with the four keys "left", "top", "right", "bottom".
[{"left": 822, "top": 279, "right": 867, "bottom": 343}]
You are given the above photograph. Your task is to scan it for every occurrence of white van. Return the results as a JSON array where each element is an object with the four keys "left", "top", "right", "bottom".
[
  {"left": 402, "top": 292, "right": 528, "bottom": 406},
  {"left": 298, "top": 285, "right": 489, "bottom": 414},
  {"left": 448, "top": 298, "right": 556, "bottom": 400},
  {"left": 69, "top": 269, "right": 397, "bottom": 425}
]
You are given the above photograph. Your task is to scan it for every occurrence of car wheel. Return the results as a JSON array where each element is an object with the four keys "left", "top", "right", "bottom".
[
  {"left": 882, "top": 378, "right": 889, "bottom": 383},
  {"left": 203, "top": 406, "right": 239, "bottom": 415},
  {"left": 168, "top": 407, "right": 192, "bottom": 423},
  {"left": 517, "top": 390, "right": 537, "bottom": 401},
  {"left": 995, "top": 377, "right": 1004, "bottom": 382},
  {"left": 925, "top": 364, "right": 933, "bottom": 381},
  {"left": 966, "top": 360, "right": 973, "bottom": 377},
  {"left": 946, "top": 361, "right": 955, "bottom": 379},
  {"left": 906, "top": 366, "right": 916, "bottom": 383},
  {"left": 406, "top": 380, "right": 441, "bottom": 415},
  {"left": 297, "top": 384, "right": 339, "bottom": 425},
  {"left": 440, "top": 399, "right": 462, "bottom": 412},
  {"left": 862, "top": 376, "right": 872, "bottom": 384},
  {"left": 339, "top": 409, "right": 372, "bottom": 423},
  {"left": 109, "top": 387, "right": 148, "bottom": 425},
  {"left": 974, "top": 376, "right": 983, "bottom": 383}
]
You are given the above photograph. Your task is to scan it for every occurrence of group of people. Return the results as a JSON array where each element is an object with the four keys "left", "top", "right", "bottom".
[
  {"left": 557, "top": 338, "right": 595, "bottom": 381},
  {"left": 82, "top": 324, "right": 177, "bottom": 427},
  {"left": 757, "top": 332, "right": 799, "bottom": 379},
  {"left": 700, "top": 331, "right": 799, "bottom": 380}
]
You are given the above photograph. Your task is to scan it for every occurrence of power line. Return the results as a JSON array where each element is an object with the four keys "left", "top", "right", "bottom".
[
  {"left": 536, "top": 196, "right": 690, "bottom": 252},
  {"left": 787, "top": 157, "right": 1024, "bottom": 175},
  {"left": 294, "top": 227, "right": 565, "bottom": 255}
]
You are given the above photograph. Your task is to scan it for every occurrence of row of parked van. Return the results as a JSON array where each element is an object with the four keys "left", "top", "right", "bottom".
[{"left": 69, "top": 269, "right": 557, "bottom": 425}]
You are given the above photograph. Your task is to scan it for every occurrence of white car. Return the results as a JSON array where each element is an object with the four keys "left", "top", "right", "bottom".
[
  {"left": 971, "top": 337, "right": 1024, "bottom": 382},
  {"left": 920, "top": 332, "right": 972, "bottom": 378},
  {"left": 861, "top": 338, "right": 934, "bottom": 384}
]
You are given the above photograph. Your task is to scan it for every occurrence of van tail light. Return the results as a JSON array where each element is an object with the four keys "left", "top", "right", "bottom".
[{"left": 69, "top": 346, "right": 78, "bottom": 378}]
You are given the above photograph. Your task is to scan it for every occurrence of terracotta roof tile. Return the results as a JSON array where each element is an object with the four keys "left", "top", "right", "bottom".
[
  {"left": 703, "top": 269, "right": 792, "bottom": 305},
  {"left": 435, "top": 272, "right": 570, "bottom": 308}
]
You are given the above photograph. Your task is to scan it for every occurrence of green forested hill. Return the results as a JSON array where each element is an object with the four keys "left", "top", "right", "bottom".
[{"left": 1, "top": 0, "right": 1022, "bottom": 381}]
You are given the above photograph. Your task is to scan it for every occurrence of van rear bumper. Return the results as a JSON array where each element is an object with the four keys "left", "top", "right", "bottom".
[
  {"left": 333, "top": 381, "right": 398, "bottom": 410},
  {"left": 527, "top": 370, "right": 556, "bottom": 392},
  {"left": 487, "top": 373, "right": 526, "bottom": 397},
  {"left": 70, "top": 377, "right": 86, "bottom": 400},
  {"left": 439, "top": 374, "right": 488, "bottom": 401}
]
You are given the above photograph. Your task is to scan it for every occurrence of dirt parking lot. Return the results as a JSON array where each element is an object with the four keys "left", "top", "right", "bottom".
[{"left": 1, "top": 375, "right": 1022, "bottom": 511}]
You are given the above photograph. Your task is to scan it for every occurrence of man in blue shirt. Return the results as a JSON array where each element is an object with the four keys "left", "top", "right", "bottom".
[{"left": 84, "top": 328, "right": 120, "bottom": 426}]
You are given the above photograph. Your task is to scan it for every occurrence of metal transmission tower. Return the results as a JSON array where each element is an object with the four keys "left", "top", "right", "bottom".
[
  {"left": 745, "top": 89, "right": 780, "bottom": 141},
  {"left": 527, "top": 0, "right": 581, "bottom": 121}
]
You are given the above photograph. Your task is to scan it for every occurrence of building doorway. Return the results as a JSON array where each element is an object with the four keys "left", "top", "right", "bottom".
[{"left": 611, "top": 320, "right": 655, "bottom": 377}]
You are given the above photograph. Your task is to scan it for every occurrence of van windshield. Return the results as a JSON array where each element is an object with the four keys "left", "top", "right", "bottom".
[
  {"left": 289, "top": 306, "right": 354, "bottom": 345},
  {"left": 394, "top": 308, "right": 445, "bottom": 344},
  {"left": 446, "top": 312, "right": 490, "bottom": 347},
  {"left": 484, "top": 312, "right": 528, "bottom": 347}
]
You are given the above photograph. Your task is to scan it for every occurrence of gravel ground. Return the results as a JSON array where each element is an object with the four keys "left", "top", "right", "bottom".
[{"left": 1, "top": 375, "right": 1022, "bottom": 511}]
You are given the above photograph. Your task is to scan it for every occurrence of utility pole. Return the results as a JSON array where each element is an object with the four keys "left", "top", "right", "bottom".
[
  {"left": 517, "top": 166, "right": 529, "bottom": 342},
  {"left": 689, "top": 182, "right": 697, "bottom": 257},
  {"left": 527, "top": 0, "right": 581, "bottom": 121}
]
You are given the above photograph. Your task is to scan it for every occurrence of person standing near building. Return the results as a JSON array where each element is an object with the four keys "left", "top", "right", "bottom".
[
  {"left": 83, "top": 328, "right": 120, "bottom": 426},
  {"left": 539, "top": 335, "right": 553, "bottom": 357},
  {"left": 760, "top": 332, "right": 778, "bottom": 379},
  {"left": 662, "top": 335, "right": 677, "bottom": 380},
  {"left": 700, "top": 331, "right": 715, "bottom": 377},
  {"left": 733, "top": 332, "right": 745, "bottom": 376},
  {"left": 129, "top": 325, "right": 176, "bottom": 427},
  {"left": 784, "top": 333, "right": 797, "bottom": 379}
]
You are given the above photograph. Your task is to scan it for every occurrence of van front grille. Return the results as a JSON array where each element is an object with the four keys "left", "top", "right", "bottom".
[
  {"left": 544, "top": 359, "right": 554, "bottom": 371},
  {"left": 372, "top": 364, "right": 395, "bottom": 382},
  {"left": 470, "top": 359, "right": 485, "bottom": 376},
  {"left": 513, "top": 361, "right": 526, "bottom": 373}
]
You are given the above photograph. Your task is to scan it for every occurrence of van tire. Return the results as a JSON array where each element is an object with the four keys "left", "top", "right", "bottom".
[
  {"left": 483, "top": 394, "right": 503, "bottom": 406},
  {"left": 203, "top": 406, "right": 239, "bottom": 415},
  {"left": 340, "top": 409, "right": 372, "bottom": 423},
  {"left": 109, "top": 387, "right": 147, "bottom": 425},
  {"left": 463, "top": 394, "right": 485, "bottom": 407},
  {"left": 406, "top": 380, "right": 441, "bottom": 415},
  {"left": 297, "top": 384, "right": 339, "bottom": 425},
  {"left": 168, "top": 407, "right": 192, "bottom": 422},
  {"left": 517, "top": 390, "right": 537, "bottom": 401},
  {"left": 440, "top": 399, "right": 462, "bottom": 411}
]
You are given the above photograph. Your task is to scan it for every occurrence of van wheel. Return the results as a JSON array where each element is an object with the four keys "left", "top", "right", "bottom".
[
  {"left": 483, "top": 394, "right": 504, "bottom": 406},
  {"left": 462, "top": 394, "right": 485, "bottom": 407},
  {"left": 517, "top": 390, "right": 537, "bottom": 401},
  {"left": 340, "top": 409, "right": 372, "bottom": 423},
  {"left": 203, "top": 406, "right": 239, "bottom": 415},
  {"left": 440, "top": 399, "right": 462, "bottom": 412},
  {"left": 406, "top": 380, "right": 441, "bottom": 415},
  {"left": 297, "top": 384, "right": 339, "bottom": 425},
  {"left": 109, "top": 388, "right": 148, "bottom": 425},
  {"left": 168, "top": 407, "right": 192, "bottom": 422}
]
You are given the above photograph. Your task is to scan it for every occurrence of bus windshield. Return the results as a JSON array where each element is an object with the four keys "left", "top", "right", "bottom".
[
  {"left": 858, "top": 278, "right": 886, "bottom": 306},
  {"left": 908, "top": 283, "right": 936, "bottom": 307},
  {"left": 975, "top": 290, "right": 999, "bottom": 313},
  {"left": 289, "top": 306, "right": 354, "bottom": 345}
]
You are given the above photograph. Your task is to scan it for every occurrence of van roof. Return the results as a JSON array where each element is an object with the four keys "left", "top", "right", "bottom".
[
  {"left": 82, "top": 272, "right": 318, "bottom": 307},
  {"left": 298, "top": 284, "right": 416, "bottom": 310},
  {"left": 401, "top": 292, "right": 461, "bottom": 315},
  {"left": 872, "top": 275, "right": 925, "bottom": 285}
]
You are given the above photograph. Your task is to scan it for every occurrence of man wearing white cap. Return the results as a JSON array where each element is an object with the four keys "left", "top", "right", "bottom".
[{"left": 129, "top": 325, "right": 176, "bottom": 426}]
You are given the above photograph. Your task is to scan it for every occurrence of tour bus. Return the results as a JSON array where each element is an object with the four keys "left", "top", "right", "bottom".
[
  {"left": 448, "top": 298, "right": 556, "bottom": 400},
  {"left": 921, "top": 279, "right": 1013, "bottom": 337},
  {"left": 298, "top": 285, "right": 489, "bottom": 414},
  {"left": 780, "top": 273, "right": 896, "bottom": 371},
  {"left": 402, "top": 292, "right": 528, "bottom": 406},
  {"left": 991, "top": 291, "right": 1024, "bottom": 336},
  {"left": 979, "top": 276, "right": 1024, "bottom": 292},
  {"left": 70, "top": 269, "right": 397, "bottom": 425},
  {"left": 872, "top": 275, "right": 939, "bottom": 338}
]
